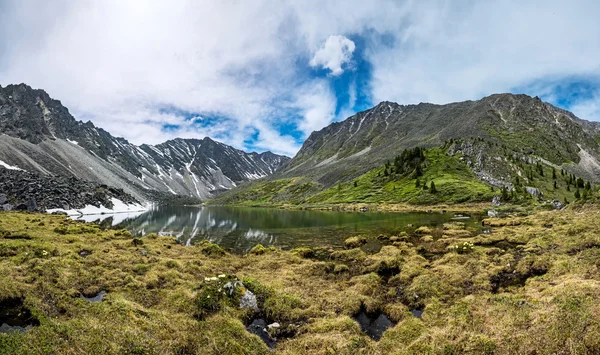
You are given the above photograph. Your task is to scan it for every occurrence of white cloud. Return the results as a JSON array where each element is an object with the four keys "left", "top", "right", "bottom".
[
  {"left": 1, "top": 0, "right": 599, "bottom": 159},
  {"left": 293, "top": 80, "right": 337, "bottom": 136},
  {"left": 569, "top": 92, "right": 600, "bottom": 122},
  {"left": 309, "top": 35, "right": 356, "bottom": 76}
]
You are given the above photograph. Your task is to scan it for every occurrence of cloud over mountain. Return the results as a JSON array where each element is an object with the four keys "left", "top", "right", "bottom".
[{"left": 0, "top": 1, "right": 599, "bottom": 156}]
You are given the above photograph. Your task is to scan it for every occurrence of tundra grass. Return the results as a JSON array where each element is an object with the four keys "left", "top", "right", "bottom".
[{"left": 1, "top": 210, "right": 600, "bottom": 354}]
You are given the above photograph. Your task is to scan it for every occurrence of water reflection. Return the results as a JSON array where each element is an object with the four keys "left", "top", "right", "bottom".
[{"left": 79, "top": 206, "right": 485, "bottom": 254}]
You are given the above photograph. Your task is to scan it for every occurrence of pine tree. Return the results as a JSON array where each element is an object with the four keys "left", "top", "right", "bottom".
[
  {"left": 553, "top": 180, "right": 557, "bottom": 190},
  {"left": 575, "top": 188, "right": 581, "bottom": 199},
  {"left": 422, "top": 180, "right": 428, "bottom": 190},
  {"left": 337, "top": 182, "right": 342, "bottom": 193},
  {"left": 552, "top": 168, "right": 557, "bottom": 180},
  {"left": 353, "top": 181, "right": 358, "bottom": 188},
  {"left": 585, "top": 181, "right": 591, "bottom": 190},
  {"left": 430, "top": 181, "right": 437, "bottom": 193},
  {"left": 567, "top": 184, "right": 571, "bottom": 192},
  {"left": 564, "top": 197, "right": 568, "bottom": 204},
  {"left": 415, "top": 179, "right": 420, "bottom": 188},
  {"left": 501, "top": 186, "right": 509, "bottom": 201}
]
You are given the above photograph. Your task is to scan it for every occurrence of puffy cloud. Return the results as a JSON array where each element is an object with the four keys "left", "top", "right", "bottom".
[{"left": 309, "top": 35, "right": 356, "bottom": 76}]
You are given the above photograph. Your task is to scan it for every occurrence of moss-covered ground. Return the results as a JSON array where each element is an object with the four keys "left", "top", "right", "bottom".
[{"left": 1, "top": 209, "right": 600, "bottom": 354}]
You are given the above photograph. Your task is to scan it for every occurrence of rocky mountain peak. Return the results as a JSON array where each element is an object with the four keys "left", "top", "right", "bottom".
[
  {"left": 0, "top": 83, "right": 290, "bottom": 202},
  {"left": 278, "top": 92, "right": 600, "bottom": 187}
]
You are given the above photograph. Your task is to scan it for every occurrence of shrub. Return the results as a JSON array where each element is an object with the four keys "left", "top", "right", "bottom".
[
  {"left": 345, "top": 236, "right": 367, "bottom": 248},
  {"left": 193, "top": 274, "right": 241, "bottom": 320},
  {"left": 249, "top": 244, "right": 267, "bottom": 255},
  {"left": 291, "top": 247, "right": 314, "bottom": 258},
  {"left": 197, "top": 241, "right": 226, "bottom": 257},
  {"left": 132, "top": 238, "right": 144, "bottom": 246}
]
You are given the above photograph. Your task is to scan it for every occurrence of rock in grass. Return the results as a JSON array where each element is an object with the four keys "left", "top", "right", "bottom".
[
  {"left": 239, "top": 289, "right": 259, "bottom": 310},
  {"left": 223, "top": 280, "right": 259, "bottom": 310},
  {"left": 492, "top": 195, "right": 502, "bottom": 206},
  {"left": 488, "top": 209, "right": 499, "bottom": 218},
  {"left": 344, "top": 236, "right": 367, "bottom": 248},
  {"left": 552, "top": 199, "right": 565, "bottom": 210}
]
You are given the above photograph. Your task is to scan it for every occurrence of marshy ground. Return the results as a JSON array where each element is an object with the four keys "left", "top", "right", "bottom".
[{"left": 0, "top": 208, "right": 599, "bottom": 354}]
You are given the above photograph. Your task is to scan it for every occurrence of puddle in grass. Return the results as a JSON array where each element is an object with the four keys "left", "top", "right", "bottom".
[
  {"left": 0, "top": 298, "right": 40, "bottom": 333},
  {"left": 410, "top": 309, "right": 424, "bottom": 319},
  {"left": 247, "top": 319, "right": 277, "bottom": 348},
  {"left": 354, "top": 310, "right": 395, "bottom": 341},
  {"left": 80, "top": 291, "right": 106, "bottom": 303}
]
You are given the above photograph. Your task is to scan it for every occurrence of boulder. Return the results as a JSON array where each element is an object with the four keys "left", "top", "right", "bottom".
[
  {"left": 525, "top": 187, "right": 543, "bottom": 199},
  {"left": 551, "top": 200, "right": 565, "bottom": 210},
  {"left": 0, "top": 194, "right": 7, "bottom": 205},
  {"left": 487, "top": 209, "right": 499, "bottom": 218},
  {"left": 491, "top": 195, "right": 502, "bottom": 206},
  {"left": 224, "top": 280, "right": 259, "bottom": 310},
  {"left": 239, "top": 290, "right": 258, "bottom": 310}
]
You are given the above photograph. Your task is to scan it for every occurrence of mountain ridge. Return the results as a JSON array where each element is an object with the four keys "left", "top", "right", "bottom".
[
  {"left": 214, "top": 92, "right": 600, "bottom": 206},
  {"left": 0, "top": 83, "right": 290, "bottom": 204}
]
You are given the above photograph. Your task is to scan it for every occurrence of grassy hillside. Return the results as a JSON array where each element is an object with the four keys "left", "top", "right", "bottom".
[
  {"left": 212, "top": 145, "right": 595, "bottom": 208},
  {"left": 1, "top": 210, "right": 600, "bottom": 354}
]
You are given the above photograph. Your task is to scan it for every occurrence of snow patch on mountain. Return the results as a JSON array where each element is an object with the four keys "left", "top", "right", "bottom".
[
  {"left": 0, "top": 159, "right": 24, "bottom": 171},
  {"left": 47, "top": 197, "right": 149, "bottom": 216}
]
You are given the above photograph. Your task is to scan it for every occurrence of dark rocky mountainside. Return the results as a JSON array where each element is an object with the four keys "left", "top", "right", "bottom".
[
  {"left": 0, "top": 84, "right": 290, "bottom": 204},
  {"left": 0, "top": 168, "right": 139, "bottom": 212},
  {"left": 279, "top": 94, "right": 600, "bottom": 186}
]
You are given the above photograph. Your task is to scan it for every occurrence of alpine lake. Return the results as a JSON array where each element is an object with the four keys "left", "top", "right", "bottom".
[{"left": 85, "top": 205, "right": 486, "bottom": 254}]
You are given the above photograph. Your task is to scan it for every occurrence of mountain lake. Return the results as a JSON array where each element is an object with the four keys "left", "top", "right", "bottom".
[{"left": 79, "top": 205, "right": 486, "bottom": 254}]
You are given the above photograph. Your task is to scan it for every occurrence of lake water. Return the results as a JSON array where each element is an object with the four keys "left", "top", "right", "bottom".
[{"left": 91, "top": 206, "right": 484, "bottom": 254}]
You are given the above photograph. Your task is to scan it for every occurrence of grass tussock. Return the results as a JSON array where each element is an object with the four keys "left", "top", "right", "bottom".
[{"left": 1, "top": 209, "right": 600, "bottom": 354}]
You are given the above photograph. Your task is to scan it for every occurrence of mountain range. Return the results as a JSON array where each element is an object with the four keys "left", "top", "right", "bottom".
[
  {"left": 0, "top": 84, "right": 289, "bottom": 209},
  {"left": 215, "top": 93, "right": 600, "bottom": 206},
  {"left": 3, "top": 83, "right": 600, "bottom": 210}
]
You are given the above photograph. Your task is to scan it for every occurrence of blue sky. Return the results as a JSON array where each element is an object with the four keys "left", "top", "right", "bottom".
[{"left": 1, "top": 1, "right": 599, "bottom": 157}]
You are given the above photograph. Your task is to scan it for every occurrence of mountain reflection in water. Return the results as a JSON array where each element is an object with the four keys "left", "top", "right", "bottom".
[{"left": 84, "top": 205, "right": 483, "bottom": 254}]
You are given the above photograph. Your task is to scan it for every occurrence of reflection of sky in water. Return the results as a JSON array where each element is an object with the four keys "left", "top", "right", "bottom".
[
  {"left": 88, "top": 205, "right": 484, "bottom": 254},
  {"left": 74, "top": 210, "right": 147, "bottom": 226}
]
